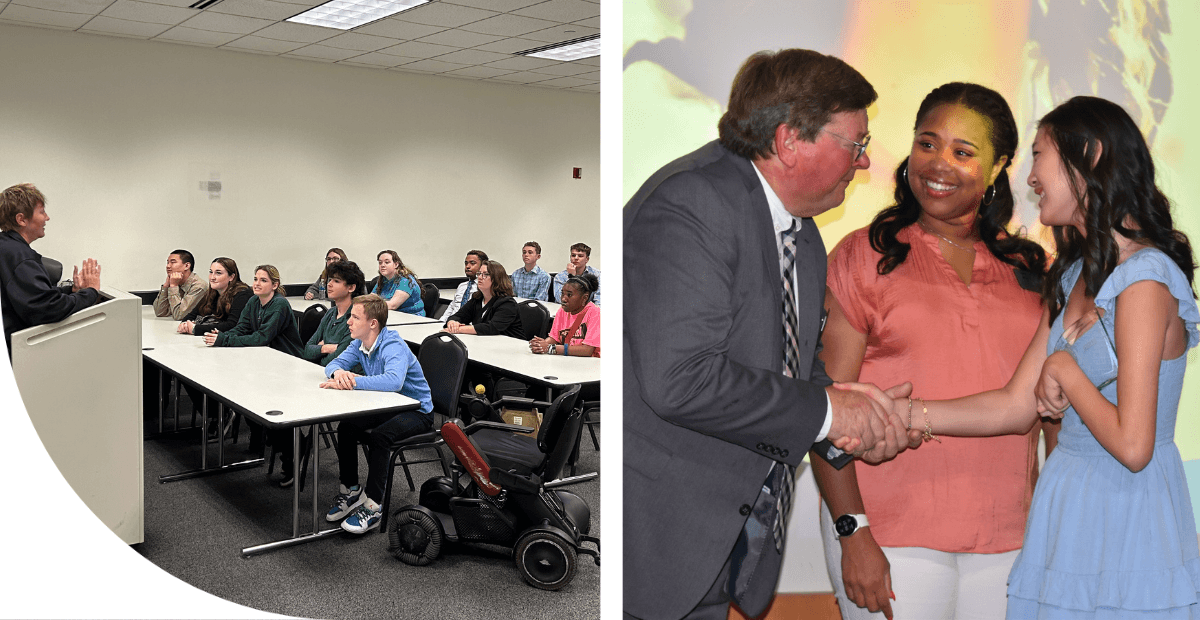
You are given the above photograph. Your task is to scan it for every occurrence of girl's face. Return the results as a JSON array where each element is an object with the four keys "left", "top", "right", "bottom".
[
  {"left": 326, "top": 252, "right": 341, "bottom": 265},
  {"left": 560, "top": 283, "right": 588, "bottom": 313},
  {"left": 1029, "top": 126, "right": 1085, "bottom": 229},
  {"left": 378, "top": 254, "right": 397, "bottom": 279},
  {"left": 477, "top": 266, "right": 492, "bottom": 296},
  {"left": 252, "top": 269, "right": 277, "bottom": 298},
  {"left": 325, "top": 276, "right": 351, "bottom": 301},
  {"left": 209, "top": 262, "right": 232, "bottom": 293},
  {"left": 907, "top": 103, "right": 1007, "bottom": 224}
]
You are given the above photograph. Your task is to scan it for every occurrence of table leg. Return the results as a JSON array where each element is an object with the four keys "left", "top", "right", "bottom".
[
  {"left": 158, "top": 367, "right": 164, "bottom": 434},
  {"left": 200, "top": 394, "right": 208, "bottom": 470},
  {"left": 292, "top": 427, "right": 300, "bottom": 538},
  {"left": 172, "top": 377, "right": 180, "bottom": 430},
  {"left": 311, "top": 423, "right": 320, "bottom": 535},
  {"left": 217, "top": 402, "right": 225, "bottom": 467}
]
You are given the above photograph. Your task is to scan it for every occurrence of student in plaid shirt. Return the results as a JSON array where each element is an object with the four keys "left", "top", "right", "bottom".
[{"left": 509, "top": 240, "right": 551, "bottom": 301}]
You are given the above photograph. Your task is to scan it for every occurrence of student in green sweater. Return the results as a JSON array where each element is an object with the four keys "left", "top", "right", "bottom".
[
  {"left": 204, "top": 264, "right": 302, "bottom": 357},
  {"left": 301, "top": 260, "right": 365, "bottom": 366}
]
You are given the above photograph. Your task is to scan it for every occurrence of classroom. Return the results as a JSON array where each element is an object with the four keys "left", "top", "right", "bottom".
[{"left": 0, "top": 1, "right": 600, "bottom": 617}]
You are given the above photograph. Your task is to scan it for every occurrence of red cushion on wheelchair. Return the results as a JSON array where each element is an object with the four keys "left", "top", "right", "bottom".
[{"left": 441, "top": 421, "right": 503, "bottom": 496}]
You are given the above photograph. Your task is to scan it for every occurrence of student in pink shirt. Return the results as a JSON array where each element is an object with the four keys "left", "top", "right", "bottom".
[{"left": 530, "top": 272, "right": 599, "bottom": 357}]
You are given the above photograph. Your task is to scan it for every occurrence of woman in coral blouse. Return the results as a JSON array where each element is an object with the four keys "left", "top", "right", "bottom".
[{"left": 816, "top": 83, "right": 1053, "bottom": 620}]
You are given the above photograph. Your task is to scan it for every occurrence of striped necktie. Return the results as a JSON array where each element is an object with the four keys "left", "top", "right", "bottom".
[{"left": 774, "top": 222, "right": 800, "bottom": 552}]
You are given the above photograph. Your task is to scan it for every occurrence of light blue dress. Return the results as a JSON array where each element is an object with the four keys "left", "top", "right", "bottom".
[{"left": 1007, "top": 249, "right": 1200, "bottom": 619}]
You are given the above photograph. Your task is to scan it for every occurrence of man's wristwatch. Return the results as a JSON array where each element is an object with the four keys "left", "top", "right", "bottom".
[
  {"left": 548, "top": 343, "right": 557, "bottom": 355},
  {"left": 834, "top": 513, "right": 869, "bottom": 539}
]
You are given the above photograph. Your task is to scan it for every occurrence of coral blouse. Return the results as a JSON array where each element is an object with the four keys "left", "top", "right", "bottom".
[{"left": 826, "top": 224, "right": 1042, "bottom": 553}]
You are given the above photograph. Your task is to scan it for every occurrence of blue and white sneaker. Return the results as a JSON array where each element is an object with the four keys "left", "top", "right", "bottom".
[
  {"left": 341, "top": 500, "right": 382, "bottom": 534},
  {"left": 326, "top": 484, "right": 364, "bottom": 522}
]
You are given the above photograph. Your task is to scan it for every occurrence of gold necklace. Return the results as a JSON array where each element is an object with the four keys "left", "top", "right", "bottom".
[{"left": 918, "top": 221, "right": 977, "bottom": 252}]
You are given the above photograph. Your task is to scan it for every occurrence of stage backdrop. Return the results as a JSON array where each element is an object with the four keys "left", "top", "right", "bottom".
[{"left": 625, "top": 0, "right": 1200, "bottom": 593}]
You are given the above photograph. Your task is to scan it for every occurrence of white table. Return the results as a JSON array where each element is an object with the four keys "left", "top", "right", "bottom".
[
  {"left": 386, "top": 310, "right": 441, "bottom": 326},
  {"left": 141, "top": 309, "right": 420, "bottom": 555},
  {"left": 288, "top": 297, "right": 331, "bottom": 313},
  {"left": 390, "top": 322, "right": 600, "bottom": 389}
]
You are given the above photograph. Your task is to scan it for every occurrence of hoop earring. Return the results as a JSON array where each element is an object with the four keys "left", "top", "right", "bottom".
[
  {"left": 901, "top": 164, "right": 909, "bottom": 187},
  {"left": 982, "top": 185, "right": 995, "bottom": 206}
]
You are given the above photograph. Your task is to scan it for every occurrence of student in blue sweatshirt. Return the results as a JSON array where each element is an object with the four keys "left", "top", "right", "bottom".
[{"left": 320, "top": 293, "right": 433, "bottom": 534}]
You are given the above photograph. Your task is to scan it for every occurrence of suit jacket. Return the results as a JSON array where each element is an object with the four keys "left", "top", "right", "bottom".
[{"left": 623, "top": 141, "right": 835, "bottom": 619}]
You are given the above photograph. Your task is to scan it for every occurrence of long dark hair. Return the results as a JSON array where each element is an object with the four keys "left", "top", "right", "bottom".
[
  {"left": 196, "top": 257, "right": 250, "bottom": 318},
  {"left": 1039, "top": 96, "right": 1196, "bottom": 323},
  {"left": 868, "top": 83, "right": 1045, "bottom": 282}
]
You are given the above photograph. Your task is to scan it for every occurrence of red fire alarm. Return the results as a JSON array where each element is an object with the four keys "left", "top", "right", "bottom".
[{"left": 572, "top": 167, "right": 582, "bottom": 179}]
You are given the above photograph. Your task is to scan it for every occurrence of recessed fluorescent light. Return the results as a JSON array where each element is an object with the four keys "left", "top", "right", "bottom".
[
  {"left": 286, "top": 0, "right": 429, "bottom": 30},
  {"left": 516, "top": 35, "right": 600, "bottom": 62}
]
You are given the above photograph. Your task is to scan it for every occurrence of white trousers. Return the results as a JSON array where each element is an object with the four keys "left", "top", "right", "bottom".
[{"left": 819, "top": 500, "right": 1019, "bottom": 620}]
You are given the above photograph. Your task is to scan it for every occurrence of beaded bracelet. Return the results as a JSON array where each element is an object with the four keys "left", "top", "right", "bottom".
[{"left": 918, "top": 397, "right": 941, "bottom": 443}]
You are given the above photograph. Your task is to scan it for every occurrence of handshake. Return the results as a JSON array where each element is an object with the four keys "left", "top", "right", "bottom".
[{"left": 826, "top": 381, "right": 923, "bottom": 464}]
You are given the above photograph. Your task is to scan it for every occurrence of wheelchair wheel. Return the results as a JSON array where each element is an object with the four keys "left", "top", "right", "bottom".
[
  {"left": 386, "top": 507, "right": 443, "bottom": 566},
  {"left": 514, "top": 530, "right": 576, "bottom": 590}
]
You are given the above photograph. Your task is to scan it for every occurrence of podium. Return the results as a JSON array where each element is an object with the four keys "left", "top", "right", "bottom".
[{"left": 10, "top": 288, "right": 144, "bottom": 544}]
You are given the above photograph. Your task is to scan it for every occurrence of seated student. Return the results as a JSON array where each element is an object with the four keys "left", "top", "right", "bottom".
[
  {"left": 552, "top": 242, "right": 601, "bottom": 306},
  {"left": 302, "top": 259, "right": 364, "bottom": 366},
  {"left": 203, "top": 264, "right": 302, "bottom": 356},
  {"left": 443, "top": 260, "right": 523, "bottom": 339},
  {"left": 153, "top": 249, "right": 208, "bottom": 320},
  {"left": 177, "top": 257, "right": 253, "bottom": 336},
  {"left": 442, "top": 249, "right": 488, "bottom": 318},
  {"left": 510, "top": 241, "right": 551, "bottom": 301},
  {"left": 372, "top": 250, "right": 424, "bottom": 316},
  {"left": 0, "top": 183, "right": 101, "bottom": 355},
  {"left": 321, "top": 293, "right": 433, "bottom": 534},
  {"left": 529, "top": 272, "right": 600, "bottom": 358},
  {"left": 304, "top": 247, "right": 347, "bottom": 301}
]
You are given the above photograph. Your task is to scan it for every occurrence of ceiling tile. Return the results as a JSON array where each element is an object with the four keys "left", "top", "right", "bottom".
[
  {"left": 380, "top": 40, "right": 458, "bottom": 59},
  {"left": 471, "top": 36, "right": 542, "bottom": 54},
  {"left": 331, "top": 50, "right": 417, "bottom": 67},
  {"left": 209, "top": 0, "right": 301, "bottom": 21},
  {"left": 488, "top": 70, "right": 555, "bottom": 83},
  {"left": 266, "top": 0, "right": 323, "bottom": 5},
  {"left": 525, "top": 61, "right": 594, "bottom": 76},
  {"left": 444, "top": 65, "right": 516, "bottom": 79},
  {"left": 567, "top": 83, "right": 598, "bottom": 92},
  {"left": 155, "top": 25, "right": 243, "bottom": 45},
  {"left": 483, "top": 55, "right": 558, "bottom": 71},
  {"left": 571, "top": 15, "right": 598, "bottom": 28},
  {"left": 414, "top": 27, "right": 501, "bottom": 48},
  {"left": 389, "top": 66, "right": 436, "bottom": 75},
  {"left": 336, "top": 60, "right": 389, "bottom": 69},
  {"left": 526, "top": 75, "right": 592, "bottom": 88},
  {"left": 81, "top": 15, "right": 172, "bottom": 36},
  {"left": 178, "top": 10, "right": 273, "bottom": 34},
  {"left": 433, "top": 48, "right": 510, "bottom": 65},
  {"left": 251, "top": 20, "right": 335, "bottom": 43},
  {"left": 396, "top": 58, "right": 470, "bottom": 73},
  {"left": 394, "top": 2, "right": 495, "bottom": 28},
  {"left": 13, "top": 0, "right": 108, "bottom": 13},
  {"left": 0, "top": 4, "right": 90, "bottom": 27},
  {"left": 458, "top": 13, "right": 555, "bottom": 37},
  {"left": 442, "top": 0, "right": 541, "bottom": 11},
  {"left": 221, "top": 33, "right": 306, "bottom": 53},
  {"left": 511, "top": 0, "right": 598, "bottom": 23},
  {"left": 352, "top": 17, "right": 442, "bottom": 39},
  {"left": 281, "top": 52, "right": 334, "bottom": 62},
  {"left": 319, "top": 32, "right": 399, "bottom": 52},
  {"left": 571, "top": 69, "right": 598, "bottom": 80},
  {"left": 100, "top": 0, "right": 196, "bottom": 25},
  {"left": 574, "top": 55, "right": 598, "bottom": 66},
  {"left": 141, "top": 0, "right": 215, "bottom": 6},
  {"left": 519, "top": 23, "right": 597, "bottom": 43},
  {"left": 284, "top": 43, "right": 361, "bottom": 61}
]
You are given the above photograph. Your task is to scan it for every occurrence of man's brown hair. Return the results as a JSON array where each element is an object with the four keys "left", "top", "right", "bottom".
[
  {"left": 717, "top": 49, "right": 877, "bottom": 159},
  {"left": 570, "top": 242, "right": 591, "bottom": 257},
  {"left": 353, "top": 293, "right": 389, "bottom": 330},
  {"left": 0, "top": 183, "right": 46, "bottom": 233}
]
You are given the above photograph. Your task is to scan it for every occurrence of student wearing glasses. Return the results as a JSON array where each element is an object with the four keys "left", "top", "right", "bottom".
[
  {"left": 304, "top": 247, "right": 348, "bottom": 301},
  {"left": 442, "top": 260, "right": 522, "bottom": 338}
]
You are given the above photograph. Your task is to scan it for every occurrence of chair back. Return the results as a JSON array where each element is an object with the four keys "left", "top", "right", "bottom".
[
  {"left": 516, "top": 300, "right": 551, "bottom": 340},
  {"left": 418, "top": 332, "right": 469, "bottom": 419},
  {"left": 297, "top": 303, "right": 327, "bottom": 343},
  {"left": 421, "top": 282, "right": 440, "bottom": 319},
  {"left": 536, "top": 385, "right": 582, "bottom": 479},
  {"left": 41, "top": 256, "right": 63, "bottom": 284}
]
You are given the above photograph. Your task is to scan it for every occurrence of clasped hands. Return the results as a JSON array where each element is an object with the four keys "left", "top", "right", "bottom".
[
  {"left": 826, "top": 382, "right": 923, "bottom": 463},
  {"left": 442, "top": 320, "right": 465, "bottom": 334},
  {"left": 319, "top": 369, "right": 360, "bottom": 390},
  {"left": 1035, "top": 308, "right": 1105, "bottom": 418}
]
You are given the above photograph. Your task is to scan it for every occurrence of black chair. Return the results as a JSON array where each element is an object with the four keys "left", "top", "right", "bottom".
[
  {"left": 469, "top": 384, "right": 583, "bottom": 484},
  {"left": 41, "top": 256, "right": 63, "bottom": 284},
  {"left": 515, "top": 299, "right": 551, "bottom": 340},
  {"left": 297, "top": 303, "right": 327, "bottom": 343},
  {"left": 421, "top": 282, "right": 440, "bottom": 319},
  {"left": 379, "top": 332, "right": 469, "bottom": 529}
]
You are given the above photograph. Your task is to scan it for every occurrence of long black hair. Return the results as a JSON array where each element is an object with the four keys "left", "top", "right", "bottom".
[
  {"left": 1038, "top": 96, "right": 1196, "bottom": 323},
  {"left": 868, "top": 83, "right": 1045, "bottom": 284}
]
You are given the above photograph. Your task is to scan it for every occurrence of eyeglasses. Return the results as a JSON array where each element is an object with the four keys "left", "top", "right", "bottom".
[
  {"left": 824, "top": 129, "right": 870, "bottom": 161},
  {"left": 477, "top": 272, "right": 492, "bottom": 280}
]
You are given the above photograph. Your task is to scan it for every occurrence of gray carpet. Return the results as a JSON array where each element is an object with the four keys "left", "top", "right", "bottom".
[{"left": 137, "top": 401, "right": 600, "bottom": 620}]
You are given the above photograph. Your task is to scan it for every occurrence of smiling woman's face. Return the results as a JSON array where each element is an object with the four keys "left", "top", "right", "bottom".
[{"left": 907, "top": 103, "right": 1006, "bottom": 225}]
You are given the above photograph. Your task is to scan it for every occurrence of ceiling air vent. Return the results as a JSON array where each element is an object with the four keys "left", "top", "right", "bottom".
[{"left": 189, "top": 0, "right": 224, "bottom": 9}]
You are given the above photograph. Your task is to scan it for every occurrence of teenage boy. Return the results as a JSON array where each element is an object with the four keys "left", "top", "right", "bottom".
[
  {"left": 552, "top": 242, "right": 600, "bottom": 305},
  {"left": 301, "top": 260, "right": 364, "bottom": 367},
  {"left": 510, "top": 241, "right": 551, "bottom": 301},
  {"left": 153, "top": 249, "right": 207, "bottom": 319},
  {"left": 321, "top": 293, "right": 433, "bottom": 534},
  {"left": 442, "top": 249, "right": 488, "bottom": 318}
]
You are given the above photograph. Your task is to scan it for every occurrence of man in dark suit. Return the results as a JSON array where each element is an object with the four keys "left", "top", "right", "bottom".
[{"left": 624, "top": 49, "right": 916, "bottom": 620}]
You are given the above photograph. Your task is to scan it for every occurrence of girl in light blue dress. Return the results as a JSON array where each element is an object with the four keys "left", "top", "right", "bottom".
[{"left": 837, "top": 96, "right": 1200, "bottom": 618}]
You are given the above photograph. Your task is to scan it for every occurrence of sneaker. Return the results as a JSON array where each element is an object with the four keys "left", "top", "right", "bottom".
[
  {"left": 326, "top": 485, "right": 364, "bottom": 522},
  {"left": 341, "top": 500, "right": 381, "bottom": 534},
  {"left": 279, "top": 471, "right": 295, "bottom": 488}
]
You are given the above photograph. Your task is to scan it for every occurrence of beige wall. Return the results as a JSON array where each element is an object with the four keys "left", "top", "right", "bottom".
[{"left": 0, "top": 23, "right": 599, "bottom": 291}]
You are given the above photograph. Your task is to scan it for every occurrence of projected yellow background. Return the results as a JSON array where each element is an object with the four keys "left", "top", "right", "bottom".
[{"left": 625, "top": 0, "right": 1200, "bottom": 526}]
